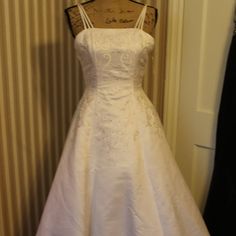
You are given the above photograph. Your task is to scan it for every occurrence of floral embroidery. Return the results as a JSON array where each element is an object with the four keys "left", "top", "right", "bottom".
[
  {"left": 73, "top": 28, "right": 163, "bottom": 166},
  {"left": 135, "top": 88, "right": 165, "bottom": 139}
]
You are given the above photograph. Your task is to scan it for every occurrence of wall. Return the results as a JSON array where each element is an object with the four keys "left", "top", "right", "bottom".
[{"left": 0, "top": 0, "right": 166, "bottom": 235}]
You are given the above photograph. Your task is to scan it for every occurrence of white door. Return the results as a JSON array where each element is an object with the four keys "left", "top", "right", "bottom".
[{"left": 164, "top": 0, "right": 235, "bottom": 211}]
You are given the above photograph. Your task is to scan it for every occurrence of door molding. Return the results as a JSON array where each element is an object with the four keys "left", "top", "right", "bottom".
[{"left": 163, "top": 0, "right": 184, "bottom": 155}]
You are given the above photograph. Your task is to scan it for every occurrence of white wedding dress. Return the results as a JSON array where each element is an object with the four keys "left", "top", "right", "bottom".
[{"left": 36, "top": 3, "right": 210, "bottom": 236}]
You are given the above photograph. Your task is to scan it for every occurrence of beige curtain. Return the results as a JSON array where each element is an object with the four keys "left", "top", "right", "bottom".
[{"left": 0, "top": 0, "right": 167, "bottom": 235}]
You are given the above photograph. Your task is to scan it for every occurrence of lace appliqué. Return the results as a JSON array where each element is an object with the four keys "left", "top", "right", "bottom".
[
  {"left": 135, "top": 89, "right": 165, "bottom": 139},
  {"left": 93, "top": 94, "right": 134, "bottom": 167}
]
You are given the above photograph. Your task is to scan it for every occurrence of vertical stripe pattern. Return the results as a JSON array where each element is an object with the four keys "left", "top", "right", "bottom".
[{"left": 0, "top": 0, "right": 167, "bottom": 235}]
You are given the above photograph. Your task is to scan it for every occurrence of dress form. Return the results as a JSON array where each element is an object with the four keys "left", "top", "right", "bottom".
[{"left": 64, "top": 0, "right": 157, "bottom": 37}]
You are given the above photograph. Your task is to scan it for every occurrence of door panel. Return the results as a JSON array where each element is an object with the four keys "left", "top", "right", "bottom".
[{"left": 173, "top": 0, "right": 235, "bottom": 211}]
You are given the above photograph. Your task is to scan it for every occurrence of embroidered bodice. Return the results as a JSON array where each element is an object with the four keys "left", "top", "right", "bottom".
[{"left": 74, "top": 3, "right": 154, "bottom": 90}]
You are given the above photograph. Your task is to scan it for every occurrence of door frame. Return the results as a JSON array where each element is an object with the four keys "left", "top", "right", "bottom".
[{"left": 163, "top": 0, "right": 184, "bottom": 155}]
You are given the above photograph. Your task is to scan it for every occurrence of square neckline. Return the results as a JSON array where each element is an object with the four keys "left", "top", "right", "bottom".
[
  {"left": 75, "top": 27, "right": 154, "bottom": 42},
  {"left": 75, "top": 3, "right": 154, "bottom": 41}
]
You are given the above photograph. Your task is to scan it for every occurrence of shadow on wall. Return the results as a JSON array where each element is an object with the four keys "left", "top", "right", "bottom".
[{"left": 19, "top": 41, "right": 83, "bottom": 236}]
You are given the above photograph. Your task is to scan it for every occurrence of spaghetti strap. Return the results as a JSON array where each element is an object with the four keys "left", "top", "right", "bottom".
[
  {"left": 77, "top": 2, "right": 94, "bottom": 29},
  {"left": 134, "top": 4, "right": 148, "bottom": 30}
]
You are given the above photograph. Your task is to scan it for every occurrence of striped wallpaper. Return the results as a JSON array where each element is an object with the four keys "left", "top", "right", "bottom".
[{"left": 0, "top": 0, "right": 167, "bottom": 235}]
